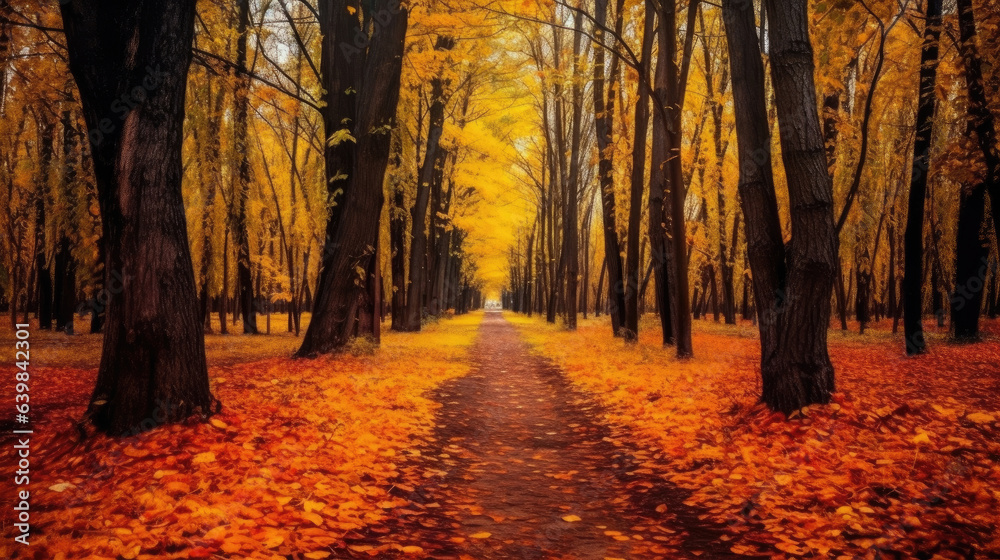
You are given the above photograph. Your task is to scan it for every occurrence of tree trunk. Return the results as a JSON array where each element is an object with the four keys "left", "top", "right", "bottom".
[
  {"left": 902, "top": 0, "right": 942, "bottom": 355},
  {"left": 299, "top": 0, "right": 409, "bottom": 354},
  {"left": 623, "top": 3, "right": 655, "bottom": 342},
  {"left": 60, "top": 0, "right": 217, "bottom": 435},
  {"left": 592, "top": 0, "right": 626, "bottom": 336},
  {"left": 662, "top": 0, "right": 698, "bottom": 357},
  {"left": 232, "top": 0, "right": 258, "bottom": 334},
  {"left": 724, "top": 0, "right": 837, "bottom": 414},
  {"left": 956, "top": 0, "right": 1000, "bottom": 251},
  {"left": 951, "top": 183, "right": 988, "bottom": 340},
  {"left": 390, "top": 169, "right": 408, "bottom": 331},
  {"left": 404, "top": 38, "right": 452, "bottom": 331},
  {"left": 760, "top": 0, "right": 838, "bottom": 411},
  {"left": 35, "top": 120, "right": 55, "bottom": 330},
  {"left": 565, "top": 9, "right": 583, "bottom": 331},
  {"left": 649, "top": 7, "right": 674, "bottom": 346}
]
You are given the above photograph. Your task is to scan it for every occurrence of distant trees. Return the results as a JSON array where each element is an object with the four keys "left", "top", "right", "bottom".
[{"left": 59, "top": 0, "right": 217, "bottom": 434}]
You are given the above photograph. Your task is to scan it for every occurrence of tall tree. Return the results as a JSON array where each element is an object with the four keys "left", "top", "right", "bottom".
[
  {"left": 723, "top": 0, "right": 837, "bottom": 413},
  {"left": 404, "top": 36, "right": 453, "bottom": 332},
  {"left": 565, "top": 8, "right": 584, "bottom": 330},
  {"left": 951, "top": 0, "right": 998, "bottom": 340},
  {"left": 232, "top": 0, "right": 258, "bottom": 334},
  {"left": 591, "top": 0, "right": 627, "bottom": 336},
  {"left": 622, "top": 2, "right": 655, "bottom": 342},
  {"left": 298, "top": 0, "right": 409, "bottom": 354},
  {"left": 902, "top": 0, "right": 942, "bottom": 355},
  {"left": 59, "top": 0, "right": 217, "bottom": 435}
]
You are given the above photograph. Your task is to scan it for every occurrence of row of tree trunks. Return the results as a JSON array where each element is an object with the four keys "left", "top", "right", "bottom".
[{"left": 402, "top": 36, "right": 452, "bottom": 332}]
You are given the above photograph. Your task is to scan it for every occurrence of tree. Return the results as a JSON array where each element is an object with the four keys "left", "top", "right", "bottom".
[
  {"left": 231, "top": 0, "right": 258, "bottom": 334},
  {"left": 723, "top": 0, "right": 837, "bottom": 413},
  {"left": 298, "top": 0, "right": 409, "bottom": 354},
  {"left": 622, "top": 2, "right": 654, "bottom": 342},
  {"left": 59, "top": 0, "right": 217, "bottom": 435},
  {"left": 902, "top": 0, "right": 943, "bottom": 355},
  {"left": 951, "top": 0, "right": 1000, "bottom": 341},
  {"left": 591, "top": 0, "right": 627, "bottom": 335}
]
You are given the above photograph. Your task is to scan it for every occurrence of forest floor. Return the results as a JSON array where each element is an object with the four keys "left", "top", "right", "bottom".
[
  {"left": 510, "top": 313, "right": 1000, "bottom": 560},
  {"left": 1, "top": 311, "right": 999, "bottom": 559}
]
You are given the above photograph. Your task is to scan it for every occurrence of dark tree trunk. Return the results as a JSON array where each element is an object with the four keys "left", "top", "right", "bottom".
[
  {"left": 956, "top": 0, "right": 1000, "bottom": 251},
  {"left": 595, "top": 256, "right": 606, "bottom": 318},
  {"left": 702, "top": 28, "right": 736, "bottom": 326},
  {"left": 232, "top": 0, "right": 258, "bottom": 334},
  {"left": 888, "top": 219, "right": 897, "bottom": 321},
  {"left": 649, "top": 7, "right": 674, "bottom": 345},
  {"left": 761, "top": 0, "right": 838, "bottom": 411},
  {"left": 855, "top": 251, "right": 871, "bottom": 334},
  {"left": 60, "top": 0, "right": 217, "bottom": 435},
  {"left": 198, "top": 80, "right": 224, "bottom": 333},
  {"left": 931, "top": 256, "right": 945, "bottom": 327},
  {"left": 591, "top": 0, "right": 626, "bottom": 336},
  {"left": 404, "top": 37, "right": 452, "bottom": 331},
  {"left": 902, "top": 0, "right": 942, "bottom": 355},
  {"left": 390, "top": 173, "right": 407, "bottom": 331},
  {"left": 724, "top": 0, "right": 837, "bottom": 414},
  {"left": 951, "top": 183, "right": 988, "bottom": 340},
  {"left": 53, "top": 236, "right": 75, "bottom": 334},
  {"left": 34, "top": 120, "right": 55, "bottom": 330},
  {"left": 723, "top": 0, "right": 786, "bottom": 372},
  {"left": 565, "top": 9, "right": 583, "bottom": 331},
  {"left": 623, "top": 3, "right": 655, "bottom": 342},
  {"left": 662, "top": 0, "right": 698, "bottom": 357},
  {"left": 299, "top": 0, "right": 409, "bottom": 354}
]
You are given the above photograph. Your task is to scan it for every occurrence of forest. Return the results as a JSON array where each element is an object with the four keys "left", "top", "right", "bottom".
[{"left": 1, "top": 0, "right": 999, "bottom": 558}]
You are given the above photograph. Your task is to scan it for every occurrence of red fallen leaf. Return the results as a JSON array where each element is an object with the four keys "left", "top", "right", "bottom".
[{"left": 186, "top": 546, "right": 217, "bottom": 558}]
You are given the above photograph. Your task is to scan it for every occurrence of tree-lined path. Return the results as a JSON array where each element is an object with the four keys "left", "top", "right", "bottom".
[
  {"left": 362, "top": 312, "right": 742, "bottom": 560},
  {"left": 5, "top": 0, "right": 1000, "bottom": 558}
]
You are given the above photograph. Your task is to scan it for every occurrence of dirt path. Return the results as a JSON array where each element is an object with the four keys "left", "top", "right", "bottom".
[{"left": 350, "top": 312, "right": 744, "bottom": 559}]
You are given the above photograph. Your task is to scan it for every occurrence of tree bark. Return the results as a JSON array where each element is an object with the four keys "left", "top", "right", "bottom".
[
  {"left": 951, "top": 183, "right": 988, "bottom": 340},
  {"left": 232, "top": 0, "right": 258, "bottom": 334},
  {"left": 299, "top": 0, "right": 409, "bottom": 354},
  {"left": 902, "top": 0, "right": 942, "bottom": 355},
  {"left": 60, "top": 0, "right": 217, "bottom": 435},
  {"left": 724, "top": 0, "right": 837, "bottom": 414},
  {"left": 592, "top": 0, "right": 626, "bottom": 336},
  {"left": 623, "top": 2, "right": 655, "bottom": 342}
]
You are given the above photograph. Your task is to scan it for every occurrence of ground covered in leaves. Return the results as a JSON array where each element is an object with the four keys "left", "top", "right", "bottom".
[
  {"left": 511, "top": 315, "right": 1000, "bottom": 560},
  {"left": 3, "top": 312, "right": 999, "bottom": 560},
  {"left": 1, "top": 314, "right": 481, "bottom": 559}
]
